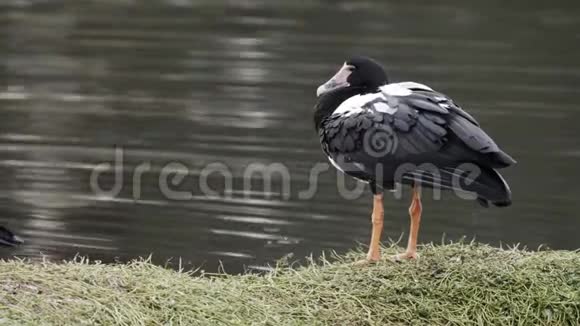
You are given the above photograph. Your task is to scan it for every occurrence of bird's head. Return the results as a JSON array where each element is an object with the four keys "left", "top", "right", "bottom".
[
  {"left": 0, "top": 226, "right": 23, "bottom": 247},
  {"left": 316, "top": 56, "right": 389, "bottom": 97}
]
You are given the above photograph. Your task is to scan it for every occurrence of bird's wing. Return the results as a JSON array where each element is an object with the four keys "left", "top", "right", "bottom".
[
  {"left": 319, "top": 82, "right": 515, "bottom": 182},
  {"left": 395, "top": 82, "right": 515, "bottom": 164}
]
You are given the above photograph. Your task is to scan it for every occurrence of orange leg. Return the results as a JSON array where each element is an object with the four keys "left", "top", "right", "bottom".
[
  {"left": 355, "top": 193, "right": 384, "bottom": 265},
  {"left": 393, "top": 185, "right": 422, "bottom": 261}
]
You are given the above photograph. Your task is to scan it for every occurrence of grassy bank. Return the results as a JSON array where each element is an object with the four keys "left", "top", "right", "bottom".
[{"left": 1, "top": 243, "right": 579, "bottom": 325}]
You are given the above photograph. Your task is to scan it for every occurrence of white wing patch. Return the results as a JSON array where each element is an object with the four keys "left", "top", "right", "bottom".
[
  {"left": 332, "top": 92, "right": 385, "bottom": 116},
  {"left": 379, "top": 83, "right": 412, "bottom": 96},
  {"left": 332, "top": 81, "right": 436, "bottom": 117},
  {"left": 331, "top": 105, "right": 364, "bottom": 116},
  {"left": 374, "top": 101, "right": 397, "bottom": 114}
]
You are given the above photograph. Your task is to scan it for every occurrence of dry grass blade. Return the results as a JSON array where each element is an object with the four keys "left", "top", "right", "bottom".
[{"left": 0, "top": 243, "right": 579, "bottom": 325}]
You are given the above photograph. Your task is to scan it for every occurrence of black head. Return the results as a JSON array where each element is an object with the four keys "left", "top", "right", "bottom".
[
  {"left": 0, "top": 226, "right": 23, "bottom": 247},
  {"left": 316, "top": 56, "right": 389, "bottom": 97}
]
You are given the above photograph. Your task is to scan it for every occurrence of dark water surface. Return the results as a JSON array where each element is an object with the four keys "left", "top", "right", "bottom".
[{"left": 1, "top": 1, "right": 579, "bottom": 272}]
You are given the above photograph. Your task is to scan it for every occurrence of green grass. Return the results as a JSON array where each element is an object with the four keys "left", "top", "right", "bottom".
[{"left": 1, "top": 242, "right": 579, "bottom": 325}]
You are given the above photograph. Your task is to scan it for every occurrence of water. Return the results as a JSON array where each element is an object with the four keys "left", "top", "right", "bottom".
[{"left": 1, "top": 1, "right": 579, "bottom": 273}]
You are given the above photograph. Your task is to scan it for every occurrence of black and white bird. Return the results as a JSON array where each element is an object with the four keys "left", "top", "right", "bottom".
[
  {"left": 314, "top": 56, "right": 516, "bottom": 264},
  {"left": 0, "top": 226, "right": 23, "bottom": 247}
]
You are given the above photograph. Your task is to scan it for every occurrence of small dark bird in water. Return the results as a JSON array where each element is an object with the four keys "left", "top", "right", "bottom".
[
  {"left": 0, "top": 226, "right": 23, "bottom": 247},
  {"left": 314, "top": 56, "right": 515, "bottom": 265}
]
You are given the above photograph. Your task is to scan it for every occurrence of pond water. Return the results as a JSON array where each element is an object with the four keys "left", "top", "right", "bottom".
[{"left": 1, "top": 0, "right": 579, "bottom": 273}]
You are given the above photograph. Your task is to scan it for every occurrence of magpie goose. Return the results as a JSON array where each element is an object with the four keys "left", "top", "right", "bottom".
[{"left": 314, "top": 56, "right": 515, "bottom": 264}]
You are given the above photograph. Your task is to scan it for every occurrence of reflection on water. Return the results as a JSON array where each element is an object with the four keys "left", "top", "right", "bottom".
[{"left": 1, "top": 1, "right": 580, "bottom": 272}]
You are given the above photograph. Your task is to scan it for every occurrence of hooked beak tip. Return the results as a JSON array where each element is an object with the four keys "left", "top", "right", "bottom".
[
  {"left": 316, "top": 63, "right": 353, "bottom": 97},
  {"left": 316, "top": 85, "right": 325, "bottom": 97}
]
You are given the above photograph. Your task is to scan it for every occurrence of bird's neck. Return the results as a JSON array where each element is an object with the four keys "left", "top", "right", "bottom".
[{"left": 313, "top": 88, "right": 363, "bottom": 131}]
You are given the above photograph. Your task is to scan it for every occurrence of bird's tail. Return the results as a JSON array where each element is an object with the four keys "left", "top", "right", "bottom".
[{"left": 400, "top": 164, "right": 512, "bottom": 207}]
